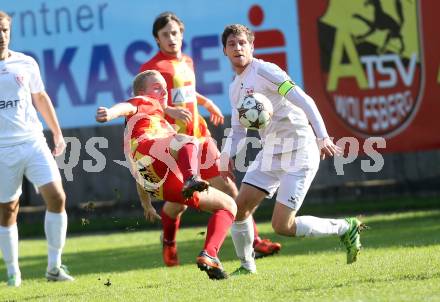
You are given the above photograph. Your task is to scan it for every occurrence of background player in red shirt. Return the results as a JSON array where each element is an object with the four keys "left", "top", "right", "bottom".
[
  {"left": 139, "top": 12, "right": 281, "bottom": 266},
  {"left": 96, "top": 70, "right": 236, "bottom": 279}
]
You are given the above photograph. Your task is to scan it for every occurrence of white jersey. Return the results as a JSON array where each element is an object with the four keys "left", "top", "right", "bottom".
[
  {"left": 224, "top": 58, "right": 315, "bottom": 157},
  {"left": 0, "top": 51, "right": 45, "bottom": 147}
]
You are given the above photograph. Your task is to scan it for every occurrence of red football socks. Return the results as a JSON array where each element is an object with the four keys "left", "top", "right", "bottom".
[
  {"left": 177, "top": 142, "right": 199, "bottom": 180},
  {"left": 203, "top": 209, "right": 235, "bottom": 257},
  {"left": 161, "top": 209, "right": 180, "bottom": 245}
]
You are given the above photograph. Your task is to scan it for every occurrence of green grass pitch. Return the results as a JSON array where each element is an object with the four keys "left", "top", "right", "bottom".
[{"left": 1, "top": 210, "right": 439, "bottom": 301}]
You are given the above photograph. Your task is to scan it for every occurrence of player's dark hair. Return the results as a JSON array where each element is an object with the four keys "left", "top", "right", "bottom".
[
  {"left": 152, "top": 12, "right": 184, "bottom": 38},
  {"left": 221, "top": 24, "right": 254, "bottom": 48},
  {"left": 0, "top": 11, "right": 12, "bottom": 23}
]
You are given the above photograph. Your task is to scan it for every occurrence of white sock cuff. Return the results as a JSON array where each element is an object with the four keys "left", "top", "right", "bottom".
[
  {"left": 0, "top": 224, "right": 18, "bottom": 234},
  {"left": 232, "top": 215, "right": 253, "bottom": 226},
  {"left": 45, "top": 211, "right": 67, "bottom": 221}
]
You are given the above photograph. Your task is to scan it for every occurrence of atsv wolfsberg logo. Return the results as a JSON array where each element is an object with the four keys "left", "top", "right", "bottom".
[{"left": 318, "top": 0, "right": 422, "bottom": 137}]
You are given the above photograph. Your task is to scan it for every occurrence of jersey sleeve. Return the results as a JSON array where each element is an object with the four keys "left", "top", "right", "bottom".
[
  {"left": 256, "top": 61, "right": 329, "bottom": 139},
  {"left": 28, "top": 56, "right": 45, "bottom": 93},
  {"left": 256, "top": 61, "right": 291, "bottom": 93}
]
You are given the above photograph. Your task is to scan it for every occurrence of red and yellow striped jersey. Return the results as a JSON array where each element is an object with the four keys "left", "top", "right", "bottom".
[
  {"left": 125, "top": 96, "right": 176, "bottom": 150},
  {"left": 139, "top": 51, "right": 210, "bottom": 139}
]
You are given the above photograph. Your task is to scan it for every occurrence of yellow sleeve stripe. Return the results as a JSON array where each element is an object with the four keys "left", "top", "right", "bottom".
[{"left": 278, "top": 80, "right": 295, "bottom": 97}]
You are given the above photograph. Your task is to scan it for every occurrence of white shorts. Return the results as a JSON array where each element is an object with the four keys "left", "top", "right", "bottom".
[
  {"left": 242, "top": 141, "right": 320, "bottom": 211},
  {"left": 0, "top": 138, "right": 61, "bottom": 202}
]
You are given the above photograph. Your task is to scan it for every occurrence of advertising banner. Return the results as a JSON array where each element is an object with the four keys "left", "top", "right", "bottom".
[
  {"left": 3, "top": 0, "right": 303, "bottom": 128},
  {"left": 298, "top": 0, "right": 440, "bottom": 152}
]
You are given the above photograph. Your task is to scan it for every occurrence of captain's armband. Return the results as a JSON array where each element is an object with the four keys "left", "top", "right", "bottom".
[{"left": 277, "top": 80, "right": 296, "bottom": 97}]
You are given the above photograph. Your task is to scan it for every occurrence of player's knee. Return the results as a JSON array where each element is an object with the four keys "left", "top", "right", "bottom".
[
  {"left": 46, "top": 189, "right": 66, "bottom": 210},
  {"left": 0, "top": 202, "right": 19, "bottom": 221},
  {"left": 222, "top": 197, "right": 237, "bottom": 217},
  {"left": 163, "top": 202, "right": 187, "bottom": 218}
]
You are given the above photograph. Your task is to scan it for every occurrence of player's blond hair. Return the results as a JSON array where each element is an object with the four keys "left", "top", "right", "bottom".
[
  {"left": 221, "top": 24, "right": 255, "bottom": 48},
  {"left": 0, "top": 11, "right": 12, "bottom": 23},
  {"left": 132, "top": 70, "right": 161, "bottom": 96}
]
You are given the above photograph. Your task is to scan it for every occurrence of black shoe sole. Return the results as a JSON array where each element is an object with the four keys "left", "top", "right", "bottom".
[
  {"left": 182, "top": 182, "right": 209, "bottom": 199},
  {"left": 197, "top": 262, "right": 228, "bottom": 280}
]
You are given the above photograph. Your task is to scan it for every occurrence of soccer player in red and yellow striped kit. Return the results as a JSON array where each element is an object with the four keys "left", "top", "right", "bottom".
[
  {"left": 139, "top": 12, "right": 281, "bottom": 267},
  {"left": 96, "top": 70, "right": 236, "bottom": 279}
]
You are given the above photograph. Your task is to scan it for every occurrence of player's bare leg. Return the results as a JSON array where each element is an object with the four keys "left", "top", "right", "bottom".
[
  {"left": 39, "top": 181, "right": 73, "bottom": 281},
  {"left": 210, "top": 175, "right": 281, "bottom": 258},
  {"left": 0, "top": 200, "right": 21, "bottom": 286}
]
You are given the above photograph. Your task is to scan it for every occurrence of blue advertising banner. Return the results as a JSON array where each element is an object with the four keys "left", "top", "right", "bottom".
[{"left": 3, "top": 0, "right": 302, "bottom": 128}]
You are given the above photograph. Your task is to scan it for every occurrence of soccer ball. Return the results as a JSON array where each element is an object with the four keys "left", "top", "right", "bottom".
[{"left": 236, "top": 93, "right": 273, "bottom": 130}]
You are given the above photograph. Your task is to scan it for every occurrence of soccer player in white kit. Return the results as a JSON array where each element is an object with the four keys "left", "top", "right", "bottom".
[
  {"left": 220, "top": 24, "right": 367, "bottom": 275},
  {"left": 0, "top": 11, "right": 73, "bottom": 286}
]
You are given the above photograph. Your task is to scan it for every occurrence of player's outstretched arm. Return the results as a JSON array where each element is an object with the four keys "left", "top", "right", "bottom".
[
  {"left": 136, "top": 183, "right": 161, "bottom": 223},
  {"left": 196, "top": 92, "right": 224, "bottom": 126},
  {"left": 31, "top": 91, "right": 66, "bottom": 156},
  {"left": 95, "top": 102, "right": 137, "bottom": 123},
  {"left": 283, "top": 86, "right": 342, "bottom": 159}
]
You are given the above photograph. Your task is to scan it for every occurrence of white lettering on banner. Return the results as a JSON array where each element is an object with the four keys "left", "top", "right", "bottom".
[
  {"left": 361, "top": 53, "right": 417, "bottom": 89},
  {"left": 3, "top": 0, "right": 303, "bottom": 128},
  {"left": 7, "top": 3, "right": 108, "bottom": 37},
  {"left": 334, "top": 90, "right": 413, "bottom": 133},
  {"left": 171, "top": 86, "right": 197, "bottom": 105}
]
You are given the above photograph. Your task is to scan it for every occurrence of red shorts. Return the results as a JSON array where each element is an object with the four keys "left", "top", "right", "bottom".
[
  {"left": 199, "top": 137, "right": 221, "bottom": 180},
  {"left": 132, "top": 136, "right": 220, "bottom": 209}
]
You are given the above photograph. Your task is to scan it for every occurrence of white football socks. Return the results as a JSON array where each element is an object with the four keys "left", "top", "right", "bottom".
[
  {"left": 0, "top": 224, "right": 20, "bottom": 277},
  {"left": 295, "top": 216, "right": 349, "bottom": 237},
  {"left": 44, "top": 211, "right": 68, "bottom": 270},
  {"left": 231, "top": 216, "right": 256, "bottom": 272}
]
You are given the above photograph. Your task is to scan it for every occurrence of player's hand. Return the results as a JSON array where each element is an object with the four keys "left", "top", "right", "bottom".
[
  {"left": 52, "top": 133, "right": 66, "bottom": 156},
  {"left": 96, "top": 107, "right": 112, "bottom": 123},
  {"left": 165, "top": 107, "right": 192, "bottom": 123},
  {"left": 143, "top": 206, "right": 161, "bottom": 223},
  {"left": 219, "top": 154, "right": 235, "bottom": 181},
  {"left": 317, "top": 137, "right": 342, "bottom": 160},
  {"left": 205, "top": 102, "right": 224, "bottom": 126}
]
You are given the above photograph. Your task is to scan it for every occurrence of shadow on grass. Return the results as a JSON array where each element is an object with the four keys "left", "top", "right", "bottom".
[{"left": 13, "top": 210, "right": 440, "bottom": 280}]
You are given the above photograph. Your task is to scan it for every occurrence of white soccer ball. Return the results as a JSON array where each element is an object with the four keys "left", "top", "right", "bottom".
[{"left": 236, "top": 93, "right": 273, "bottom": 130}]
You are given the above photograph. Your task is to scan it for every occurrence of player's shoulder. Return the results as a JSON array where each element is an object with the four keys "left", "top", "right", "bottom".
[
  {"left": 253, "top": 58, "right": 285, "bottom": 77},
  {"left": 253, "top": 58, "right": 290, "bottom": 85},
  {"left": 9, "top": 50, "right": 38, "bottom": 66},
  {"left": 139, "top": 52, "right": 162, "bottom": 72},
  {"left": 181, "top": 53, "right": 194, "bottom": 64}
]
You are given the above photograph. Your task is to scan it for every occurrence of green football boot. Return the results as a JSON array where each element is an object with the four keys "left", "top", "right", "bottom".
[
  {"left": 340, "top": 217, "right": 368, "bottom": 264},
  {"left": 230, "top": 266, "right": 256, "bottom": 277},
  {"left": 7, "top": 274, "right": 21, "bottom": 287}
]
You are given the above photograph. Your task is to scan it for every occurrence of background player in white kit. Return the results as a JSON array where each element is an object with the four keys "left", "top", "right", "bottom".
[
  {"left": 219, "top": 24, "right": 367, "bottom": 275},
  {"left": 0, "top": 11, "right": 73, "bottom": 286}
]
